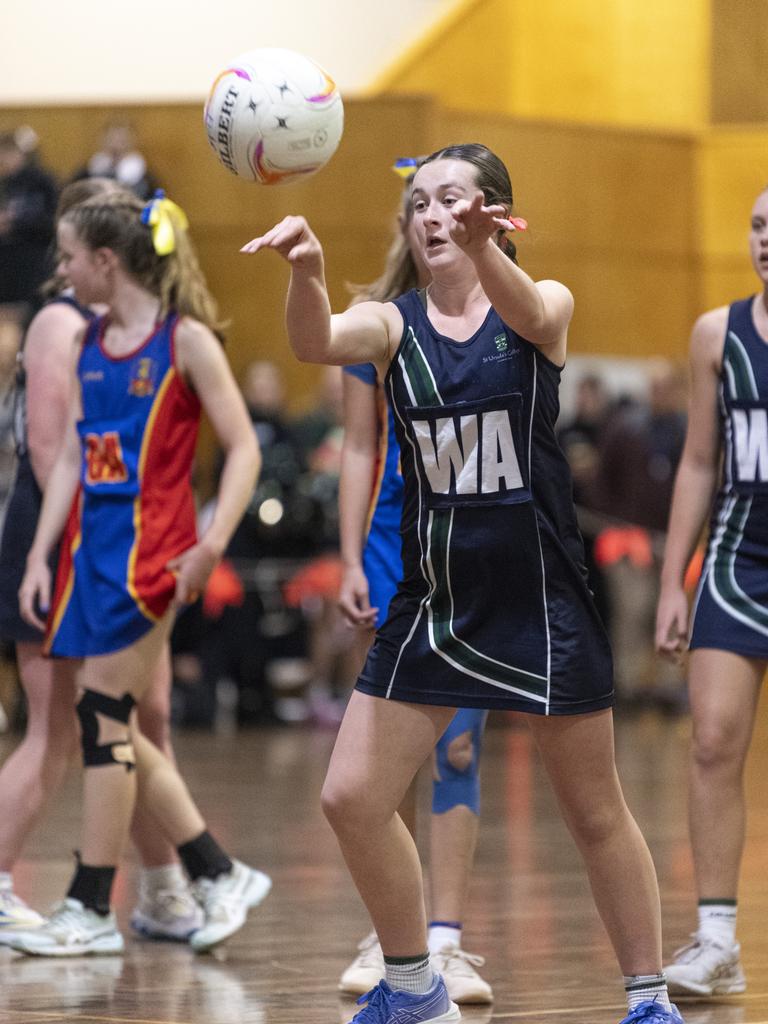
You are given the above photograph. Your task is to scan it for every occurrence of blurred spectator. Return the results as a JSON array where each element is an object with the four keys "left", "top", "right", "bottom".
[
  {"left": 557, "top": 372, "right": 612, "bottom": 624},
  {"left": 73, "top": 120, "right": 159, "bottom": 201},
  {"left": 557, "top": 373, "right": 610, "bottom": 503},
  {"left": 286, "top": 366, "right": 353, "bottom": 725},
  {"left": 291, "top": 365, "right": 344, "bottom": 550},
  {"left": 594, "top": 358, "right": 688, "bottom": 711},
  {"left": 0, "top": 315, "right": 18, "bottom": 523},
  {"left": 0, "top": 132, "right": 57, "bottom": 323}
]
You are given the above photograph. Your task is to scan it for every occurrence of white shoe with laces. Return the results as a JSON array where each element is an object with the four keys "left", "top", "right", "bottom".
[
  {"left": 189, "top": 860, "right": 271, "bottom": 953},
  {"left": 0, "top": 884, "right": 44, "bottom": 945},
  {"left": 130, "top": 882, "right": 203, "bottom": 941},
  {"left": 664, "top": 932, "right": 746, "bottom": 995},
  {"left": 338, "top": 931, "right": 385, "bottom": 994},
  {"left": 430, "top": 943, "right": 494, "bottom": 1004},
  {"left": 8, "top": 898, "right": 124, "bottom": 957}
]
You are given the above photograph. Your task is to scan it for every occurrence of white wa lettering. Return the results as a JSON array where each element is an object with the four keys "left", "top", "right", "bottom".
[
  {"left": 733, "top": 408, "right": 768, "bottom": 481},
  {"left": 413, "top": 410, "right": 522, "bottom": 494},
  {"left": 414, "top": 415, "right": 478, "bottom": 493},
  {"left": 481, "top": 409, "right": 523, "bottom": 492}
]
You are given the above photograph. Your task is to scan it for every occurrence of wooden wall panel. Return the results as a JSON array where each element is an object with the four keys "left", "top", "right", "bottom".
[
  {"left": 441, "top": 111, "right": 698, "bottom": 358},
  {"left": 695, "top": 128, "right": 768, "bottom": 312},
  {"left": 711, "top": 0, "right": 768, "bottom": 124},
  {"left": 376, "top": 0, "right": 710, "bottom": 131}
]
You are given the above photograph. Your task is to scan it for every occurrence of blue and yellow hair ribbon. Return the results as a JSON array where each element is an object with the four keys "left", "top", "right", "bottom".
[
  {"left": 141, "top": 190, "right": 189, "bottom": 256},
  {"left": 392, "top": 157, "right": 420, "bottom": 180}
]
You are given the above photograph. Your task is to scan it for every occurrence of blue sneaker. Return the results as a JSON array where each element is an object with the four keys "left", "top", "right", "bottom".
[
  {"left": 619, "top": 1001, "right": 684, "bottom": 1024},
  {"left": 348, "top": 976, "right": 461, "bottom": 1023}
]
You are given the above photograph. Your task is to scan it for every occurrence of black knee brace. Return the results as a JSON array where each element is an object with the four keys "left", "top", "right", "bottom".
[{"left": 76, "top": 690, "right": 136, "bottom": 771}]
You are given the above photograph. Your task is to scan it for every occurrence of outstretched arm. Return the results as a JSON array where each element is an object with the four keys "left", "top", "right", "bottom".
[
  {"left": 241, "top": 217, "right": 402, "bottom": 368},
  {"left": 655, "top": 308, "right": 725, "bottom": 659}
]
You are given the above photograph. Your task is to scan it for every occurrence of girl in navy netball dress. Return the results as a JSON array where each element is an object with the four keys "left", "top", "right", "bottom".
[
  {"left": 337, "top": 164, "right": 491, "bottom": 1005},
  {"left": 13, "top": 188, "right": 270, "bottom": 957},
  {"left": 0, "top": 178, "right": 202, "bottom": 946},
  {"left": 243, "top": 143, "right": 683, "bottom": 1024},
  {"left": 656, "top": 185, "right": 768, "bottom": 997}
]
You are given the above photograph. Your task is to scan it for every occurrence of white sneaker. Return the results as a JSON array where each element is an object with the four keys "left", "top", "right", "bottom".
[
  {"left": 664, "top": 932, "right": 746, "bottom": 995},
  {"left": 9, "top": 898, "right": 124, "bottom": 957},
  {"left": 189, "top": 860, "right": 271, "bottom": 953},
  {"left": 338, "top": 931, "right": 385, "bottom": 994},
  {"left": 130, "top": 882, "right": 203, "bottom": 941},
  {"left": 0, "top": 884, "right": 44, "bottom": 945},
  {"left": 430, "top": 944, "right": 494, "bottom": 1004}
]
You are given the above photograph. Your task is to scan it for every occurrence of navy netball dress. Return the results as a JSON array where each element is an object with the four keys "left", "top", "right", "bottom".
[
  {"left": 690, "top": 297, "right": 768, "bottom": 658},
  {"left": 356, "top": 289, "right": 613, "bottom": 715}
]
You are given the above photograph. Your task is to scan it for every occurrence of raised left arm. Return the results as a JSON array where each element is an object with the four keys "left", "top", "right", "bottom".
[{"left": 452, "top": 193, "right": 573, "bottom": 363}]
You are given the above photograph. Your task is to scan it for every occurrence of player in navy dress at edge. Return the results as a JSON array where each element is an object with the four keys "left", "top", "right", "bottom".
[{"left": 656, "top": 183, "right": 768, "bottom": 998}]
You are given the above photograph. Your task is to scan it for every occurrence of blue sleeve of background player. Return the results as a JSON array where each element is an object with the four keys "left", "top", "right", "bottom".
[{"left": 343, "top": 363, "right": 377, "bottom": 387}]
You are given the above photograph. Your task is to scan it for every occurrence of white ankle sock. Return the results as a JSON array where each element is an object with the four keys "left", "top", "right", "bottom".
[
  {"left": 428, "top": 922, "right": 462, "bottom": 954},
  {"left": 140, "top": 863, "right": 186, "bottom": 892},
  {"left": 0, "top": 872, "right": 13, "bottom": 891},
  {"left": 384, "top": 954, "right": 434, "bottom": 994},
  {"left": 623, "top": 975, "right": 671, "bottom": 1012},
  {"left": 698, "top": 900, "right": 737, "bottom": 945}
]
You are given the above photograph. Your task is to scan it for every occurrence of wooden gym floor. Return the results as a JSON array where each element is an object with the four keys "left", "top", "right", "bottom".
[{"left": 0, "top": 707, "right": 767, "bottom": 1024}]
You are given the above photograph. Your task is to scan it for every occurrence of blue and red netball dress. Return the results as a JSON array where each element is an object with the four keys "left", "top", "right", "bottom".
[
  {"left": 690, "top": 297, "right": 768, "bottom": 658},
  {"left": 356, "top": 289, "right": 613, "bottom": 714},
  {"left": 46, "top": 312, "right": 200, "bottom": 657}
]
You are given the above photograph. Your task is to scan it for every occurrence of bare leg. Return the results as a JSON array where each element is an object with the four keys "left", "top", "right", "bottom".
[
  {"left": 321, "top": 691, "right": 454, "bottom": 956},
  {"left": 78, "top": 616, "right": 202, "bottom": 865},
  {"left": 131, "top": 728, "right": 205, "bottom": 846},
  {"left": 528, "top": 709, "right": 662, "bottom": 974},
  {"left": 130, "top": 643, "right": 181, "bottom": 868},
  {"left": 687, "top": 649, "right": 764, "bottom": 900},
  {"left": 429, "top": 806, "right": 478, "bottom": 924},
  {"left": 0, "top": 644, "right": 78, "bottom": 871}
]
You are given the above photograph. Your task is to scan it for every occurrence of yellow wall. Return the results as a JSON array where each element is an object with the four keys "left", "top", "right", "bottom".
[
  {"left": 695, "top": 128, "right": 768, "bottom": 313},
  {"left": 372, "top": 0, "right": 711, "bottom": 131}
]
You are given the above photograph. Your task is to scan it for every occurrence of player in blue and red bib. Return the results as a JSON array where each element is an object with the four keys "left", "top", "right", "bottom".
[
  {"left": 244, "top": 143, "right": 683, "bottom": 1024},
  {"left": 0, "top": 177, "right": 213, "bottom": 946},
  {"left": 46, "top": 304, "right": 202, "bottom": 656},
  {"left": 14, "top": 188, "right": 270, "bottom": 957},
  {"left": 657, "top": 184, "right": 768, "bottom": 998}
]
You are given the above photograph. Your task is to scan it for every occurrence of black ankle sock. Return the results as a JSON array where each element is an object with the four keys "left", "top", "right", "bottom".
[
  {"left": 67, "top": 862, "right": 115, "bottom": 915},
  {"left": 177, "top": 830, "right": 233, "bottom": 882}
]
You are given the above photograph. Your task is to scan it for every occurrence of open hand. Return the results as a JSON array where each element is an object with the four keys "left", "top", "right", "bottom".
[
  {"left": 449, "top": 192, "right": 518, "bottom": 254},
  {"left": 240, "top": 215, "right": 322, "bottom": 270}
]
